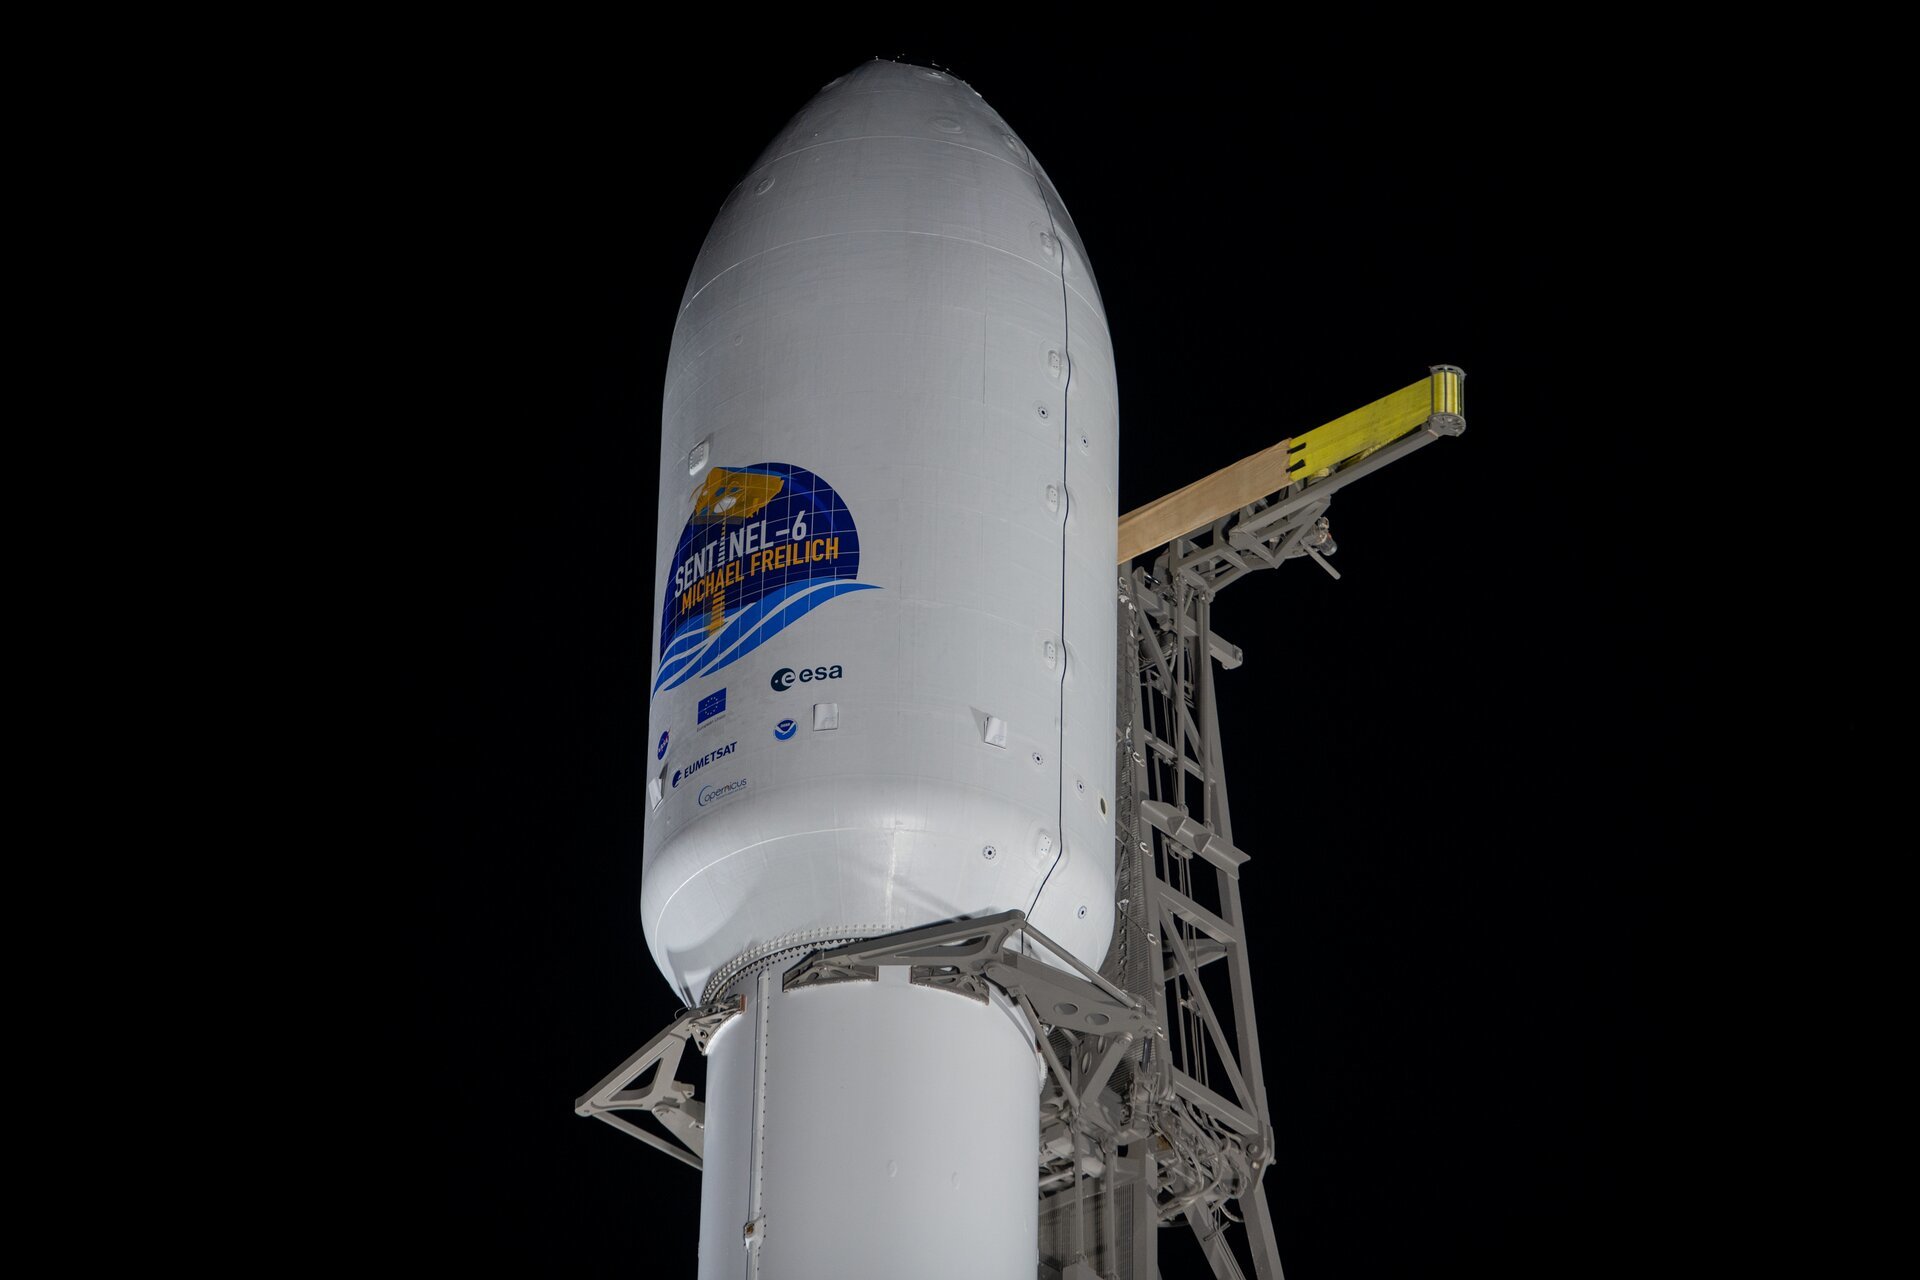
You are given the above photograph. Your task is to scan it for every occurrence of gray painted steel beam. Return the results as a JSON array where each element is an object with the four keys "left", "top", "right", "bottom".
[
  {"left": 1158, "top": 881, "right": 1241, "bottom": 946},
  {"left": 1167, "top": 1069, "right": 1259, "bottom": 1137}
]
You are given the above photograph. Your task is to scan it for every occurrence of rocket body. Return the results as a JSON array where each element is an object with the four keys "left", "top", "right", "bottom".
[{"left": 641, "top": 61, "right": 1119, "bottom": 1278}]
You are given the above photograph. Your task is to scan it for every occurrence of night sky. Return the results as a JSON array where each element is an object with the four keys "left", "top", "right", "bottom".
[{"left": 410, "top": 30, "right": 1694, "bottom": 1278}]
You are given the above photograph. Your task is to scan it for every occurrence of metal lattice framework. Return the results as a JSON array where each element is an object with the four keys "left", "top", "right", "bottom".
[
  {"left": 1045, "top": 367, "right": 1465, "bottom": 1280},
  {"left": 580, "top": 369, "right": 1465, "bottom": 1280}
]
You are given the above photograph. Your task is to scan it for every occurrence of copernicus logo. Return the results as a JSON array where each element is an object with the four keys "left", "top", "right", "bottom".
[{"left": 697, "top": 778, "right": 748, "bottom": 807}]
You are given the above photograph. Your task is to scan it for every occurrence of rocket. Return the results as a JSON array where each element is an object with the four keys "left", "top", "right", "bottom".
[
  {"left": 584, "top": 54, "right": 1468, "bottom": 1280},
  {"left": 640, "top": 60, "right": 1117, "bottom": 1279}
]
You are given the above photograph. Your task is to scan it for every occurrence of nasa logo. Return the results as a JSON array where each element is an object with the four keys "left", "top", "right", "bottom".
[
  {"left": 697, "top": 688, "right": 727, "bottom": 724},
  {"left": 774, "top": 718, "right": 797, "bottom": 740},
  {"left": 771, "top": 664, "right": 845, "bottom": 691},
  {"left": 656, "top": 730, "right": 669, "bottom": 760}
]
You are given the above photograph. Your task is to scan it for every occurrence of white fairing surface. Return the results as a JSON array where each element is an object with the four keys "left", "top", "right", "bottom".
[
  {"left": 698, "top": 978, "right": 1040, "bottom": 1280},
  {"left": 643, "top": 61, "right": 1119, "bottom": 1002}
]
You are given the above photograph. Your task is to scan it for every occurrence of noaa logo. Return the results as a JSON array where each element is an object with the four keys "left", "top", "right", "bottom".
[
  {"left": 771, "top": 664, "right": 845, "bottom": 691},
  {"left": 774, "top": 718, "right": 798, "bottom": 740},
  {"left": 656, "top": 730, "right": 669, "bottom": 760}
]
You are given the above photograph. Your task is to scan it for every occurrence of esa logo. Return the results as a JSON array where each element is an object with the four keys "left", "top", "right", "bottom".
[
  {"left": 774, "top": 718, "right": 798, "bottom": 741},
  {"left": 771, "top": 664, "right": 844, "bottom": 691}
]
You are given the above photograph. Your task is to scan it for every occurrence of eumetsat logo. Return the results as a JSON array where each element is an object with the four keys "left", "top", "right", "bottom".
[
  {"left": 672, "top": 740, "right": 736, "bottom": 787},
  {"left": 697, "top": 778, "right": 748, "bottom": 807}
]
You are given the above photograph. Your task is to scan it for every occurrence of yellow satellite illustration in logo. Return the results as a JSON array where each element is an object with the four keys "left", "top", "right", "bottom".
[{"left": 692, "top": 468, "right": 784, "bottom": 523}]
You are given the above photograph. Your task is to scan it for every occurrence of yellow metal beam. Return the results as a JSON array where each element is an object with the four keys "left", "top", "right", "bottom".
[{"left": 1116, "top": 367, "right": 1463, "bottom": 563}]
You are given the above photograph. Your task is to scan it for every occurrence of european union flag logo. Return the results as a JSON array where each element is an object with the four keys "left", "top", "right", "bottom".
[{"left": 698, "top": 688, "right": 727, "bottom": 724}]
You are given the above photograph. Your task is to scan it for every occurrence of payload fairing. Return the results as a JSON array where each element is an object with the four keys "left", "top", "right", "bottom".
[
  {"left": 584, "top": 56, "right": 1464, "bottom": 1280},
  {"left": 644, "top": 60, "right": 1115, "bottom": 1279}
]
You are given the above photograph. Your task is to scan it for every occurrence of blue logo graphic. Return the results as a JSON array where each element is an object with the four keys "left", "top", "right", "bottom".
[
  {"left": 654, "top": 462, "right": 879, "bottom": 698},
  {"left": 671, "top": 768, "right": 682, "bottom": 787},
  {"left": 656, "top": 730, "right": 669, "bottom": 760},
  {"left": 774, "top": 718, "right": 797, "bottom": 740},
  {"left": 698, "top": 688, "right": 727, "bottom": 724}
]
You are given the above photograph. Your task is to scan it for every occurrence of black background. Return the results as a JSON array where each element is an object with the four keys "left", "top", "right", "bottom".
[{"left": 408, "top": 28, "right": 1700, "bottom": 1279}]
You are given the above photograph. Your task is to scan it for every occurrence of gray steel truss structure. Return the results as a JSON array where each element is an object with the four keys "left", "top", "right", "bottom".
[
  {"left": 1035, "top": 375, "right": 1463, "bottom": 1280},
  {"left": 580, "top": 372, "right": 1465, "bottom": 1280}
]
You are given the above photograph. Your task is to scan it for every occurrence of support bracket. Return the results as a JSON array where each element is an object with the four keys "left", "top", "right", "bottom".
[{"left": 573, "top": 994, "right": 745, "bottom": 1170}]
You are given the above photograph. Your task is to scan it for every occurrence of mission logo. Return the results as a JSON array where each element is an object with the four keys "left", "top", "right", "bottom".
[{"left": 653, "top": 463, "right": 878, "bottom": 697}]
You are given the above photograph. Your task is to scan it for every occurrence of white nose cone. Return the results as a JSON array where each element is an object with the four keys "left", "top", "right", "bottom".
[{"left": 643, "top": 59, "right": 1120, "bottom": 1006}]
